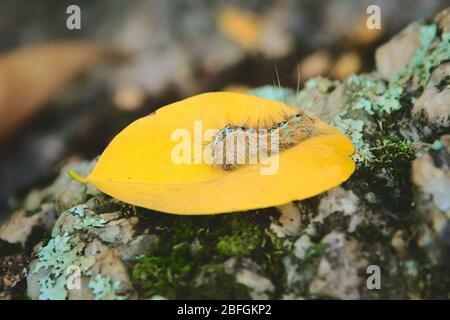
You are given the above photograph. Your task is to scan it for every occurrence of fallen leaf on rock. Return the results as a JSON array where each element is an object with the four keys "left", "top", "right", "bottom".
[{"left": 71, "top": 92, "right": 355, "bottom": 215}]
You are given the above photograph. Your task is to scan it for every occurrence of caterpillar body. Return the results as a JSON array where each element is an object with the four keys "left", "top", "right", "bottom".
[{"left": 207, "top": 110, "right": 318, "bottom": 170}]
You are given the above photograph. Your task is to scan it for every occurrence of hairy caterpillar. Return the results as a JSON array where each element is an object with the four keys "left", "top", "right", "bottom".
[{"left": 207, "top": 109, "right": 318, "bottom": 170}]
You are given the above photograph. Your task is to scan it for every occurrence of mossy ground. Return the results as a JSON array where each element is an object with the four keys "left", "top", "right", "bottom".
[{"left": 131, "top": 207, "right": 284, "bottom": 299}]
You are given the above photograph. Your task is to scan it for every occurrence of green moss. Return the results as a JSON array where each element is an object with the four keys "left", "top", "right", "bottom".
[
  {"left": 354, "top": 224, "right": 387, "bottom": 243},
  {"left": 353, "top": 139, "right": 416, "bottom": 217},
  {"left": 131, "top": 243, "right": 209, "bottom": 299},
  {"left": 130, "top": 209, "right": 285, "bottom": 299},
  {"left": 132, "top": 255, "right": 172, "bottom": 298},
  {"left": 133, "top": 260, "right": 252, "bottom": 300},
  {"left": 365, "top": 139, "right": 416, "bottom": 179},
  {"left": 131, "top": 229, "right": 218, "bottom": 299},
  {"left": 216, "top": 223, "right": 264, "bottom": 257}
]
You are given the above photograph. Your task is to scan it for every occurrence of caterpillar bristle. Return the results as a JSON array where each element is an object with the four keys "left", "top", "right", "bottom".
[{"left": 207, "top": 109, "right": 320, "bottom": 171}]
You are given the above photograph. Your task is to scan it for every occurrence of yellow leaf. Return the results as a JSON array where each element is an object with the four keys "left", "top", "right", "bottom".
[{"left": 80, "top": 92, "right": 355, "bottom": 215}]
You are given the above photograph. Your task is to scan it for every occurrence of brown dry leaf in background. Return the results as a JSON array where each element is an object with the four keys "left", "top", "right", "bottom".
[
  {"left": 113, "top": 85, "right": 146, "bottom": 111},
  {"left": 298, "top": 50, "right": 333, "bottom": 82},
  {"left": 351, "top": 16, "right": 384, "bottom": 46},
  {"left": 217, "top": 7, "right": 262, "bottom": 52},
  {"left": 0, "top": 42, "right": 121, "bottom": 142},
  {"left": 217, "top": 6, "right": 292, "bottom": 58},
  {"left": 333, "top": 51, "right": 362, "bottom": 79}
]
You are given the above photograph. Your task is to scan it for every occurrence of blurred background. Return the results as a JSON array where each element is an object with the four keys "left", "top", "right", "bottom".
[{"left": 0, "top": 0, "right": 448, "bottom": 220}]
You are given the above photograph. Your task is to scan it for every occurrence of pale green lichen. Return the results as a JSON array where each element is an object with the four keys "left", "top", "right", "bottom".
[
  {"left": 395, "top": 24, "right": 437, "bottom": 86},
  {"left": 346, "top": 75, "right": 402, "bottom": 115},
  {"left": 33, "top": 233, "right": 95, "bottom": 300},
  {"left": 405, "top": 260, "right": 419, "bottom": 277},
  {"left": 292, "top": 77, "right": 339, "bottom": 112},
  {"left": 88, "top": 274, "right": 126, "bottom": 300},
  {"left": 325, "top": 73, "right": 404, "bottom": 164},
  {"left": 334, "top": 115, "right": 373, "bottom": 163},
  {"left": 68, "top": 204, "right": 88, "bottom": 217},
  {"left": 32, "top": 205, "right": 121, "bottom": 300},
  {"left": 393, "top": 25, "right": 450, "bottom": 89},
  {"left": 39, "top": 275, "right": 67, "bottom": 300},
  {"left": 74, "top": 216, "right": 106, "bottom": 230},
  {"left": 338, "top": 27, "right": 441, "bottom": 159},
  {"left": 67, "top": 204, "right": 106, "bottom": 230},
  {"left": 302, "top": 77, "right": 339, "bottom": 92},
  {"left": 421, "top": 31, "right": 450, "bottom": 86},
  {"left": 334, "top": 115, "right": 365, "bottom": 148},
  {"left": 150, "top": 294, "right": 167, "bottom": 300},
  {"left": 332, "top": 24, "right": 448, "bottom": 166},
  {"left": 33, "top": 233, "right": 94, "bottom": 279},
  {"left": 248, "top": 85, "right": 293, "bottom": 103},
  {"left": 431, "top": 139, "right": 444, "bottom": 150}
]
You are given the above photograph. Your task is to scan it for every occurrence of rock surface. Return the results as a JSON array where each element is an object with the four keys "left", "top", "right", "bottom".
[
  {"left": 413, "top": 135, "right": 450, "bottom": 264},
  {"left": 412, "top": 63, "right": 450, "bottom": 127}
]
